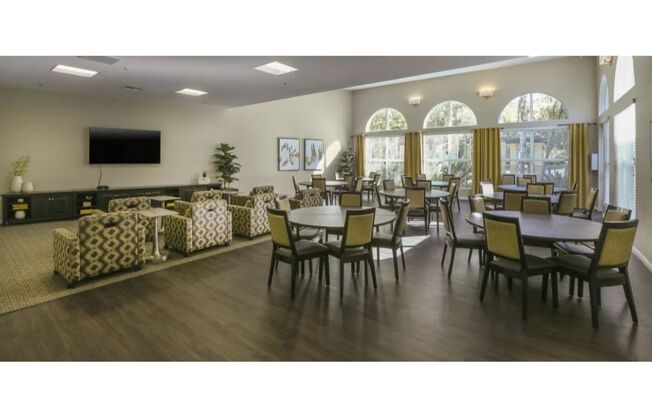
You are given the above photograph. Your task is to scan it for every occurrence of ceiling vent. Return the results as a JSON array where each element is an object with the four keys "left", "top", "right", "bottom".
[{"left": 77, "top": 56, "right": 120, "bottom": 65}]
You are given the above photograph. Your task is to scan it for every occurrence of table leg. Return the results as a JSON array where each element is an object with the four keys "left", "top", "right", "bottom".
[{"left": 149, "top": 216, "right": 168, "bottom": 262}]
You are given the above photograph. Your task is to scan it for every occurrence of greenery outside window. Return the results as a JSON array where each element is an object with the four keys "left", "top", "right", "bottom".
[
  {"left": 422, "top": 133, "right": 473, "bottom": 187},
  {"left": 364, "top": 135, "right": 404, "bottom": 183}
]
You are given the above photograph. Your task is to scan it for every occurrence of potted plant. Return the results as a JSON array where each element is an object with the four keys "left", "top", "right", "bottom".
[
  {"left": 338, "top": 147, "right": 356, "bottom": 176},
  {"left": 10, "top": 156, "right": 30, "bottom": 193},
  {"left": 213, "top": 143, "right": 241, "bottom": 189}
]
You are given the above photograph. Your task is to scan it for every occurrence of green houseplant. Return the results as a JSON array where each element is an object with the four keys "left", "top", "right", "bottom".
[
  {"left": 338, "top": 147, "right": 356, "bottom": 176},
  {"left": 213, "top": 143, "right": 241, "bottom": 189}
]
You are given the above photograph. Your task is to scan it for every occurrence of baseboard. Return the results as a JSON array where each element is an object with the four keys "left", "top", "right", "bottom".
[{"left": 632, "top": 246, "right": 652, "bottom": 273}]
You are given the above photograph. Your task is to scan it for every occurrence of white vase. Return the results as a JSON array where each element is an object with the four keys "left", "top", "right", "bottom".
[
  {"left": 11, "top": 176, "right": 23, "bottom": 193},
  {"left": 15, "top": 210, "right": 26, "bottom": 220},
  {"left": 23, "top": 182, "right": 34, "bottom": 193}
]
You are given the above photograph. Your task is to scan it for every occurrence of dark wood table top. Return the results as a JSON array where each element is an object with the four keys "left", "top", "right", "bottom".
[
  {"left": 464, "top": 211, "right": 602, "bottom": 242},
  {"left": 482, "top": 192, "right": 559, "bottom": 204},
  {"left": 298, "top": 180, "right": 348, "bottom": 188},
  {"left": 497, "top": 184, "right": 567, "bottom": 193},
  {"left": 379, "top": 188, "right": 449, "bottom": 199},
  {"left": 288, "top": 206, "right": 396, "bottom": 229}
]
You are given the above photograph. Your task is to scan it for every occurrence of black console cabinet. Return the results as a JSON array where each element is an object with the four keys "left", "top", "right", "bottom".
[{"left": 1, "top": 183, "right": 225, "bottom": 226}]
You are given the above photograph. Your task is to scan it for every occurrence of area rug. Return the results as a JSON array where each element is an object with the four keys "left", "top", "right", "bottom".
[{"left": 0, "top": 220, "right": 270, "bottom": 315}]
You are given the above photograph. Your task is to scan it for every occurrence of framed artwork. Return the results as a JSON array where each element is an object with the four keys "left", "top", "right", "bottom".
[
  {"left": 277, "top": 137, "right": 300, "bottom": 171},
  {"left": 303, "top": 138, "right": 324, "bottom": 171}
]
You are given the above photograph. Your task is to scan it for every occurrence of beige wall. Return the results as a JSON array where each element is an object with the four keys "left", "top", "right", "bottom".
[
  {"left": 597, "top": 56, "right": 652, "bottom": 266},
  {"left": 0, "top": 88, "right": 353, "bottom": 206}
]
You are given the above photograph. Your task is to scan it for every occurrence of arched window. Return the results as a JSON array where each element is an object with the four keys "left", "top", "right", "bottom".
[
  {"left": 498, "top": 92, "right": 568, "bottom": 124},
  {"left": 365, "top": 107, "right": 408, "bottom": 132},
  {"left": 423, "top": 101, "right": 477, "bottom": 128},
  {"left": 599, "top": 75, "right": 609, "bottom": 115},
  {"left": 614, "top": 56, "right": 635, "bottom": 102}
]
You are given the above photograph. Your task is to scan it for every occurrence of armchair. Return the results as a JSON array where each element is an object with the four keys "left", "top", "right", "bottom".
[
  {"left": 53, "top": 211, "right": 146, "bottom": 286},
  {"left": 250, "top": 185, "right": 275, "bottom": 196},
  {"left": 175, "top": 189, "right": 222, "bottom": 216},
  {"left": 164, "top": 199, "right": 233, "bottom": 255},
  {"left": 228, "top": 192, "right": 275, "bottom": 238},
  {"left": 289, "top": 188, "right": 324, "bottom": 209},
  {"left": 108, "top": 196, "right": 154, "bottom": 241}
]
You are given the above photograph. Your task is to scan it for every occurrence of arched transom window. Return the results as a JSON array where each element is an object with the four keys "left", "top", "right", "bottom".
[
  {"left": 614, "top": 56, "right": 635, "bottom": 102},
  {"left": 599, "top": 75, "right": 609, "bottom": 115},
  {"left": 365, "top": 107, "right": 408, "bottom": 132},
  {"left": 423, "top": 101, "right": 477, "bottom": 128},
  {"left": 498, "top": 92, "right": 568, "bottom": 124}
]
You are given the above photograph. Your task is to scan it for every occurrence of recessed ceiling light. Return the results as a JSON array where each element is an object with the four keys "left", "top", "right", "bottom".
[
  {"left": 254, "top": 61, "right": 298, "bottom": 76},
  {"left": 176, "top": 88, "right": 208, "bottom": 96},
  {"left": 51, "top": 64, "right": 98, "bottom": 78}
]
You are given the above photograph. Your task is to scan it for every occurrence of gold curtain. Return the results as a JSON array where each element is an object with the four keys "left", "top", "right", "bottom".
[
  {"left": 568, "top": 123, "right": 590, "bottom": 209},
  {"left": 403, "top": 131, "right": 422, "bottom": 178},
  {"left": 355, "top": 134, "right": 365, "bottom": 177},
  {"left": 471, "top": 128, "right": 502, "bottom": 194}
]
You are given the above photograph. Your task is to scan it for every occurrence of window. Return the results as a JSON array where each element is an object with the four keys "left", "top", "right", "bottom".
[
  {"left": 366, "top": 107, "right": 408, "bottom": 132},
  {"left": 365, "top": 135, "right": 404, "bottom": 183},
  {"left": 501, "top": 128, "right": 569, "bottom": 188},
  {"left": 599, "top": 121, "right": 610, "bottom": 207},
  {"left": 423, "top": 101, "right": 477, "bottom": 128},
  {"left": 612, "top": 104, "right": 636, "bottom": 217},
  {"left": 599, "top": 75, "right": 609, "bottom": 115},
  {"left": 422, "top": 133, "right": 473, "bottom": 187},
  {"left": 498, "top": 93, "right": 568, "bottom": 123},
  {"left": 614, "top": 56, "right": 635, "bottom": 102}
]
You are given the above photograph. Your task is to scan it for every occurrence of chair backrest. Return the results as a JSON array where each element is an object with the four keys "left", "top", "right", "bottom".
[
  {"left": 108, "top": 196, "right": 151, "bottom": 213},
  {"left": 297, "top": 188, "right": 323, "bottom": 207},
  {"left": 542, "top": 182, "right": 555, "bottom": 195},
  {"left": 442, "top": 174, "right": 453, "bottom": 182},
  {"left": 373, "top": 173, "right": 382, "bottom": 187},
  {"left": 468, "top": 195, "right": 486, "bottom": 213},
  {"left": 383, "top": 179, "right": 396, "bottom": 191},
  {"left": 374, "top": 184, "right": 385, "bottom": 208},
  {"left": 340, "top": 192, "right": 362, "bottom": 208},
  {"left": 501, "top": 174, "right": 516, "bottom": 185},
  {"left": 312, "top": 177, "right": 327, "bottom": 194},
  {"left": 503, "top": 190, "right": 523, "bottom": 211},
  {"left": 556, "top": 191, "right": 577, "bottom": 216},
  {"left": 483, "top": 212, "right": 525, "bottom": 262},
  {"left": 518, "top": 177, "right": 532, "bottom": 186},
  {"left": 402, "top": 175, "right": 413, "bottom": 188},
  {"left": 392, "top": 201, "right": 410, "bottom": 240},
  {"left": 275, "top": 196, "right": 292, "bottom": 212},
  {"left": 344, "top": 174, "right": 354, "bottom": 189},
  {"left": 191, "top": 189, "right": 222, "bottom": 203},
  {"left": 292, "top": 176, "right": 301, "bottom": 194},
  {"left": 267, "top": 207, "right": 294, "bottom": 251},
  {"left": 354, "top": 178, "right": 364, "bottom": 192},
  {"left": 342, "top": 207, "right": 376, "bottom": 248},
  {"left": 416, "top": 180, "right": 432, "bottom": 190},
  {"left": 416, "top": 173, "right": 427, "bottom": 181},
  {"left": 405, "top": 187, "right": 425, "bottom": 209},
  {"left": 526, "top": 183, "right": 545, "bottom": 196},
  {"left": 440, "top": 200, "right": 456, "bottom": 242},
  {"left": 251, "top": 193, "right": 276, "bottom": 217},
  {"left": 585, "top": 188, "right": 599, "bottom": 215},
  {"left": 250, "top": 185, "right": 275, "bottom": 196},
  {"left": 480, "top": 181, "right": 494, "bottom": 195},
  {"left": 521, "top": 196, "right": 551, "bottom": 214},
  {"left": 448, "top": 177, "right": 461, "bottom": 196},
  {"left": 523, "top": 174, "right": 537, "bottom": 183},
  {"left": 190, "top": 200, "right": 229, "bottom": 244},
  {"left": 603, "top": 204, "right": 632, "bottom": 222},
  {"left": 592, "top": 220, "right": 638, "bottom": 269},
  {"left": 311, "top": 174, "right": 323, "bottom": 179}
]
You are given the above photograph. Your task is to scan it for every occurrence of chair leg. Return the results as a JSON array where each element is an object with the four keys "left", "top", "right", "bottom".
[
  {"left": 318, "top": 257, "right": 323, "bottom": 282},
  {"left": 339, "top": 261, "right": 344, "bottom": 297},
  {"left": 577, "top": 279, "right": 584, "bottom": 298},
  {"left": 350, "top": 262, "right": 355, "bottom": 276},
  {"left": 551, "top": 272, "right": 559, "bottom": 308},
  {"left": 267, "top": 254, "right": 275, "bottom": 287},
  {"left": 367, "top": 248, "right": 377, "bottom": 289},
  {"left": 376, "top": 246, "right": 380, "bottom": 263},
  {"left": 300, "top": 260, "right": 305, "bottom": 275},
  {"left": 441, "top": 243, "right": 448, "bottom": 266},
  {"left": 479, "top": 265, "right": 490, "bottom": 301},
  {"left": 392, "top": 248, "right": 399, "bottom": 281},
  {"left": 541, "top": 274, "right": 548, "bottom": 303},
  {"left": 309, "top": 259, "right": 313, "bottom": 275},
  {"left": 568, "top": 275, "right": 575, "bottom": 297},
  {"left": 623, "top": 270, "right": 638, "bottom": 323},
  {"left": 521, "top": 275, "right": 528, "bottom": 320},
  {"left": 399, "top": 244, "right": 406, "bottom": 269},
  {"left": 291, "top": 260, "right": 297, "bottom": 298},
  {"left": 325, "top": 256, "right": 330, "bottom": 286},
  {"left": 467, "top": 248, "right": 473, "bottom": 263},
  {"left": 447, "top": 246, "right": 456, "bottom": 280},
  {"left": 507, "top": 277, "right": 512, "bottom": 291},
  {"left": 457, "top": 195, "right": 461, "bottom": 212},
  {"left": 589, "top": 282, "right": 600, "bottom": 329},
  {"left": 436, "top": 210, "right": 440, "bottom": 234}
]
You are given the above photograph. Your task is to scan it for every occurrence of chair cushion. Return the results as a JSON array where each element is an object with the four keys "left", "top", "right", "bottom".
[
  {"left": 550, "top": 254, "right": 626, "bottom": 284},
  {"left": 276, "top": 240, "right": 328, "bottom": 259},
  {"left": 372, "top": 232, "right": 398, "bottom": 247},
  {"left": 554, "top": 242, "right": 594, "bottom": 257},
  {"left": 455, "top": 232, "right": 485, "bottom": 247},
  {"left": 491, "top": 254, "right": 557, "bottom": 274},
  {"left": 297, "top": 228, "right": 322, "bottom": 241},
  {"left": 325, "top": 240, "right": 367, "bottom": 256}
]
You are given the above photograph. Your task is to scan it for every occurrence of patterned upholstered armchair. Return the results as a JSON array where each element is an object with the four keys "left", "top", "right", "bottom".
[
  {"left": 250, "top": 185, "right": 275, "bottom": 196},
  {"left": 53, "top": 211, "right": 146, "bottom": 287},
  {"left": 289, "top": 188, "right": 324, "bottom": 209},
  {"left": 228, "top": 192, "right": 275, "bottom": 238},
  {"left": 164, "top": 199, "right": 232, "bottom": 255},
  {"left": 175, "top": 190, "right": 223, "bottom": 217},
  {"left": 108, "top": 196, "right": 154, "bottom": 241}
]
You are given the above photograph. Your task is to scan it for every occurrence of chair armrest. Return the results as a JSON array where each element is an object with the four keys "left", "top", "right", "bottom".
[
  {"left": 230, "top": 195, "right": 252, "bottom": 207},
  {"left": 289, "top": 198, "right": 302, "bottom": 210},
  {"left": 174, "top": 200, "right": 193, "bottom": 216},
  {"left": 164, "top": 215, "right": 193, "bottom": 254},
  {"left": 228, "top": 205, "right": 252, "bottom": 237},
  {"left": 53, "top": 228, "right": 81, "bottom": 283}
]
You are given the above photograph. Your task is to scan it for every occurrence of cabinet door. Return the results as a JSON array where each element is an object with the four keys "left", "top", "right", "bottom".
[{"left": 32, "top": 195, "right": 73, "bottom": 220}]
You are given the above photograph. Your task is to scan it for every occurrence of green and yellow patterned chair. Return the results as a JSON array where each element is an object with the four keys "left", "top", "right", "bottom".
[
  {"left": 108, "top": 196, "right": 154, "bottom": 241},
  {"left": 228, "top": 192, "right": 275, "bottom": 238},
  {"left": 250, "top": 185, "right": 275, "bottom": 196},
  {"left": 53, "top": 211, "right": 146, "bottom": 287},
  {"left": 289, "top": 188, "right": 323, "bottom": 209},
  {"left": 174, "top": 190, "right": 223, "bottom": 217},
  {"left": 164, "top": 199, "right": 232, "bottom": 255}
]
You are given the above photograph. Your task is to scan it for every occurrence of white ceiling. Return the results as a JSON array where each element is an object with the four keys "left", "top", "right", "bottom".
[{"left": 0, "top": 56, "right": 524, "bottom": 108}]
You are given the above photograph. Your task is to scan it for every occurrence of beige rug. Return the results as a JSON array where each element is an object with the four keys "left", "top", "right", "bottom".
[{"left": 0, "top": 220, "right": 270, "bottom": 315}]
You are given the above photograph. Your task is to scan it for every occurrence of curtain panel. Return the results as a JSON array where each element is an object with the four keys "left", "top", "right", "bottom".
[
  {"left": 568, "top": 123, "right": 590, "bottom": 209},
  {"left": 471, "top": 128, "right": 501, "bottom": 194},
  {"left": 355, "top": 134, "right": 365, "bottom": 177},
  {"left": 403, "top": 131, "right": 422, "bottom": 179}
]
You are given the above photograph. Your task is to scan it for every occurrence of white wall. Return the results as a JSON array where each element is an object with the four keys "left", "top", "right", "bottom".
[{"left": 0, "top": 88, "right": 352, "bottom": 203}]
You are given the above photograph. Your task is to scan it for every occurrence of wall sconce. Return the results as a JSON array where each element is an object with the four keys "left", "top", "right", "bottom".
[
  {"left": 408, "top": 96, "right": 422, "bottom": 106},
  {"left": 478, "top": 87, "right": 495, "bottom": 99}
]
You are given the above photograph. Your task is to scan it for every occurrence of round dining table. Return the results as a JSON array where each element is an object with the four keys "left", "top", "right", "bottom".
[
  {"left": 288, "top": 206, "right": 396, "bottom": 230},
  {"left": 464, "top": 211, "right": 602, "bottom": 242},
  {"left": 431, "top": 180, "right": 449, "bottom": 188},
  {"left": 379, "top": 188, "right": 450, "bottom": 200},
  {"left": 497, "top": 184, "right": 567, "bottom": 193},
  {"left": 298, "top": 180, "right": 347, "bottom": 188},
  {"left": 481, "top": 192, "right": 559, "bottom": 204}
]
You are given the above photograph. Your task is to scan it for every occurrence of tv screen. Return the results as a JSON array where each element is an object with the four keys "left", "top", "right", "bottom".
[{"left": 89, "top": 127, "right": 161, "bottom": 164}]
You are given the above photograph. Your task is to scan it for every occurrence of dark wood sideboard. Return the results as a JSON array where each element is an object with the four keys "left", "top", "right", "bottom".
[{"left": 1, "top": 183, "right": 226, "bottom": 226}]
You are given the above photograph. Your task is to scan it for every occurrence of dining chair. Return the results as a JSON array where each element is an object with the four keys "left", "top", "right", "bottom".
[
  {"left": 526, "top": 183, "right": 545, "bottom": 196},
  {"left": 442, "top": 174, "right": 453, "bottom": 182},
  {"left": 551, "top": 220, "right": 639, "bottom": 329},
  {"left": 372, "top": 201, "right": 409, "bottom": 281},
  {"left": 275, "top": 197, "right": 323, "bottom": 242},
  {"left": 555, "top": 191, "right": 577, "bottom": 216},
  {"left": 440, "top": 200, "right": 485, "bottom": 279},
  {"left": 339, "top": 192, "right": 363, "bottom": 208},
  {"left": 292, "top": 176, "right": 301, "bottom": 196},
  {"left": 502, "top": 190, "right": 523, "bottom": 211},
  {"left": 542, "top": 182, "right": 555, "bottom": 195},
  {"left": 416, "top": 180, "right": 432, "bottom": 190},
  {"left": 401, "top": 175, "right": 414, "bottom": 188},
  {"left": 518, "top": 177, "right": 533, "bottom": 186},
  {"left": 480, "top": 213, "right": 559, "bottom": 320},
  {"left": 468, "top": 195, "right": 487, "bottom": 214},
  {"left": 326, "top": 207, "right": 377, "bottom": 297},
  {"left": 364, "top": 173, "right": 381, "bottom": 201},
  {"left": 447, "top": 177, "right": 462, "bottom": 212},
  {"left": 373, "top": 183, "right": 395, "bottom": 212},
  {"left": 312, "top": 177, "right": 330, "bottom": 205},
  {"left": 521, "top": 196, "right": 551, "bottom": 214},
  {"left": 573, "top": 188, "right": 599, "bottom": 220},
  {"left": 344, "top": 174, "right": 354, "bottom": 191},
  {"left": 501, "top": 174, "right": 516, "bottom": 185},
  {"left": 480, "top": 181, "right": 494, "bottom": 195},
  {"left": 406, "top": 187, "right": 429, "bottom": 235},
  {"left": 267, "top": 208, "right": 330, "bottom": 298},
  {"left": 354, "top": 178, "right": 364, "bottom": 193},
  {"left": 523, "top": 174, "right": 537, "bottom": 183},
  {"left": 416, "top": 173, "right": 427, "bottom": 181},
  {"left": 382, "top": 179, "right": 396, "bottom": 207},
  {"left": 311, "top": 174, "right": 323, "bottom": 179}
]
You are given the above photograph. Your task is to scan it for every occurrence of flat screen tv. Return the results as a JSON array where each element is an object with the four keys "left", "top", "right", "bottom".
[{"left": 89, "top": 127, "right": 161, "bottom": 164}]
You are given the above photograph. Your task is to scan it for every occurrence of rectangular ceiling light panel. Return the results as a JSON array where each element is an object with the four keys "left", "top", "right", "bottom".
[
  {"left": 176, "top": 88, "right": 208, "bottom": 96},
  {"left": 254, "top": 61, "right": 298, "bottom": 76},
  {"left": 51, "top": 64, "right": 98, "bottom": 77}
]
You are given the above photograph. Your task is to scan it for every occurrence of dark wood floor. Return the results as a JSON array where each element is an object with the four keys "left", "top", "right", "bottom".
[{"left": 1, "top": 202, "right": 651, "bottom": 361}]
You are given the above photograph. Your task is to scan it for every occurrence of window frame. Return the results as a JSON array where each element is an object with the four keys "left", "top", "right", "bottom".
[
  {"left": 498, "top": 92, "right": 569, "bottom": 124},
  {"left": 364, "top": 133, "right": 405, "bottom": 183},
  {"left": 422, "top": 129, "right": 474, "bottom": 188},
  {"left": 365, "top": 107, "right": 408, "bottom": 133},
  {"left": 423, "top": 100, "right": 477, "bottom": 129}
]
